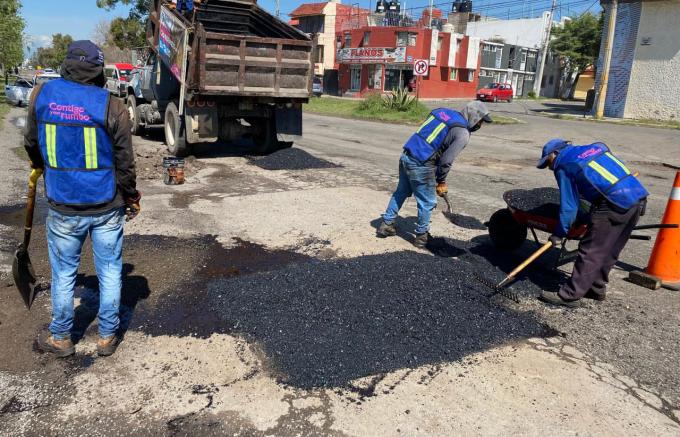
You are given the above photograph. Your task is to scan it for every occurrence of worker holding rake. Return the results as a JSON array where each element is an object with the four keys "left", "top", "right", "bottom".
[{"left": 536, "top": 139, "right": 648, "bottom": 308}]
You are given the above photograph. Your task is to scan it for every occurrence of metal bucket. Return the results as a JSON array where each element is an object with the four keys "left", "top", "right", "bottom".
[{"left": 163, "top": 157, "right": 185, "bottom": 185}]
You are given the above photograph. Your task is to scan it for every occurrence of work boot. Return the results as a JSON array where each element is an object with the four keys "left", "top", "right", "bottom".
[
  {"left": 36, "top": 330, "right": 75, "bottom": 358},
  {"left": 413, "top": 232, "right": 431, "bottom": 249},
  {"left": 97, "top": 333, "right": 122, "bottom": 357},
  {"left": 377, "top": 220, "right": 396, "bottom": 238},
  {"left": 584, "top": 289, "right": 606, "bottom": 301},
  {"left": 538, "top": 290, "right": 580, "bottom": 308}
]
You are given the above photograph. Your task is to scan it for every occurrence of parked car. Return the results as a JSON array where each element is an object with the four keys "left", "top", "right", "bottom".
[
  {"left": 104, "top": 63, "right": 135, "bottom": 97},
  {"left": 4, "top": 77, "right": 33, "bottom": 106},
  {"left": 4, "top": 72, "right": 60, "bottom": 106},
  {"left": 312, "top": 76, "right": 323, "bottom": 97},
  {"left": 477, "top": 82, "right": 513, "bottom": 102}
]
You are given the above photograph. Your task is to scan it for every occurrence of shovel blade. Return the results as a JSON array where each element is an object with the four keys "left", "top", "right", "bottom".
[{"left": 12, "top": 245, "right": 38, "bottom": 310}]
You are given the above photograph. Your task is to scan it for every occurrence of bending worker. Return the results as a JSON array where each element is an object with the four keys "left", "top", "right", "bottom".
[
  {"left": 536, "top": 139, "right": 648, "bottom": 308},
  {"left": 377, "top": 101, "right": 492, "bottom": 248},
  {"left": 24, "top": 41, "right": 140, "bottom": 357}
]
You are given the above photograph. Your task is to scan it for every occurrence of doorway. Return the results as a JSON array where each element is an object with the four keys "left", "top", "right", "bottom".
[{"left": 350, "top": 66, "right": 361, "bottom": 91}]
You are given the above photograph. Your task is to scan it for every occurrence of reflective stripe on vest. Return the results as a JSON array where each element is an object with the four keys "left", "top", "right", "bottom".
[
  {"left": 417, "top": 115, "right": 435, "bottom": 134},
  {"left": 588, "top": 160, "right": 618, "bottom": 185},
  {"left": 84, "top": 127, "right": 98, "bottom": 169},
  {"left": 45, "top": 124, "right": 57, "bottom": 167},
  {"left": 426, "top": 122, "right": 447, "bottom": 144}
]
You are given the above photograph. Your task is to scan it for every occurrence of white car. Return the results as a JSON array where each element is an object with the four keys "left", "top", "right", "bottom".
[{"left": 4, "top": 77, "right": 33, "bottom": 106}]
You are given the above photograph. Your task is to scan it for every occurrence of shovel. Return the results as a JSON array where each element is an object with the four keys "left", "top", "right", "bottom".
[
  {"left": 12, "top": 168, "right": 43, "bottom": 310},
  {"left": 474, "top": 241, "right": 554, "bottom": 302}
]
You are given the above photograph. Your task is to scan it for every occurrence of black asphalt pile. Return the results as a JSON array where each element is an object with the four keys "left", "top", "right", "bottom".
[
  {"left": 204, "top": 251, "right": 553, "bottom": 389},
  {"left": 249, "top": 147, "right": 341, "bottom": 170},
  {"left": 504, "top": 187, "right": 561, "bottom": 218}
]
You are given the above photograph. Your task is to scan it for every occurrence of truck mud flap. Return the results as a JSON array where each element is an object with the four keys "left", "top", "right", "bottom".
[
  {"left": 185, "top": 105, "right": 219, "bottom": 143},
  {"left": 275, "top": 106, "right": 302, "bottom": 136}
]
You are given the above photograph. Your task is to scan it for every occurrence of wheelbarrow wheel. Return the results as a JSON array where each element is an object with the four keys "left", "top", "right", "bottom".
[{"left": 488, "top": 208, "right": 527, "bottom": 251}]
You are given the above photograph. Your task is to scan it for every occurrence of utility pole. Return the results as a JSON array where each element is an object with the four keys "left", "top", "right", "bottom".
[
  {"left": 276, "top": 0, "right": 280, "bottom": 17},
  {"left": 428, "top": 0, "right": 434, "bottom": 28},
  {"left": 594, "top": 0, "right": 618, "bottom": 119},
  {"left": 533, "top": 0, "right": 556, "bottom": 96}
]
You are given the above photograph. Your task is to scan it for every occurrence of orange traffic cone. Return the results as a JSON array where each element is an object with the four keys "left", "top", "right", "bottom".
[{"left": 629, "top": 171, "right": 680, "bottom": 290}]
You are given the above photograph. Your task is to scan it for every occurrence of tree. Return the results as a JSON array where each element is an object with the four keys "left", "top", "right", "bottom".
[
  {"left": 96, "top": 0, "right": 150, "bottom": 49},
  {"left": 550, "top": 12, "right": 603, "bottom": 97},
  {"left": 0, "top": 0, "right": 26, "bottom": 71},
  {"left": 92, "top": 19, "right": 135, "bottom": 63},
  {"left": 30, "top": 33, "right": 74, "bottom": 69}
]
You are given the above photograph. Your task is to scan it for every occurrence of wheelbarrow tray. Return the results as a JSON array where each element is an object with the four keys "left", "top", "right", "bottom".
[{"left": 502, "top": 188, "right": 588, "bottom": 239}]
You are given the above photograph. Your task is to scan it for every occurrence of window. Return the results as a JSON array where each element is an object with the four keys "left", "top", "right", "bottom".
[
  {"left": 468, "top": 70, "right": 475, "bottom": 82},
  {"left": 549, "top": 75, "right": 554, "bottom": 85},
  {"left": 396, "top": 32, "right": 417, "bottom": 47},
  {"left": 363, "top": 32, "right": 370, "bottom": 46},
  {"left": 344, "top": 32, "right": 351, "bottom": 47},
  {"left": 296, "top": 15, "right": 324, "bottom": 34},
  {"left": 441, "top": 67, "right": 448, "bottom": 81},
  {"left": 450, "top": 69, "right": 457, "bottom": 80},
  {"left": 104, "top": 68, "right": 115, "bottom": 78}
]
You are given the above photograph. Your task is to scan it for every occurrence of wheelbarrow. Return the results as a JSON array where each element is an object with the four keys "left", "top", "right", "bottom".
[{"left": 487, "top": 188, "right": 673, "bottom": 269}]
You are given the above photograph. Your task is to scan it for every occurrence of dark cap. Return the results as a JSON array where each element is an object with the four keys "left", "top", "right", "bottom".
[
  {"left": 537, "top": 138, "right": 570, "bottom": 169},
  {"left": 65, "top": 40, "right": 105, "bottom": 66}
]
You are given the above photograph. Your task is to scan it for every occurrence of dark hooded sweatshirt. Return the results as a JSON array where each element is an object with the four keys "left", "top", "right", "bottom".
[{"left": 24, "top": 58, "right": 138, "bottom": 215}]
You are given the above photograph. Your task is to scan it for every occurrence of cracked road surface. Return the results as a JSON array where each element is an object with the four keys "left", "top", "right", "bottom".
[{"left": 1, "top": 106, "right": 679, "bottom": 435}]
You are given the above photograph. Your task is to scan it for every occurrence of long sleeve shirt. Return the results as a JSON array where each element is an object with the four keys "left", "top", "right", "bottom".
[
  {"left": 24, "top": 82, "right": 138, "bottom": 215},
  {"left": 435, "top": 126, "right": 470, "bottom": 183}
]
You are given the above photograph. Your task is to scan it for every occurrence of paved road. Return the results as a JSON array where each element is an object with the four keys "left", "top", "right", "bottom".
[{"left": 1, "top": 106, "right": 679, "bottom": 435}]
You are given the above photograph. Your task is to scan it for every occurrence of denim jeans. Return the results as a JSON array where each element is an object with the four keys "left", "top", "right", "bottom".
[
  {"left": 383, "top": 152, "right": 437, "bottom": 234},
  {"left": 46, "top": 207, "right": 125, "bottom": 340}
]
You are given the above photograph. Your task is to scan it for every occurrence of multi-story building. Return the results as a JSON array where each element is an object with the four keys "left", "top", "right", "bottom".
[
  {"left": 335, "top": 25, "right": 481, "bottom": 98},
  {"left": 478, "top": 41, "right": 539, "bottom": 96},
  {"left": 594, "top": 0, "right": 680, "bottom": 120},
  {"left": 290, "top": 1, "right": 369, "bottom": 95}
]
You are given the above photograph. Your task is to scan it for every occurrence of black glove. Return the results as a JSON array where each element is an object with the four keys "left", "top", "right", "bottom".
[{"left": 548, "top": 234, "right": 562, "bottom": 247}]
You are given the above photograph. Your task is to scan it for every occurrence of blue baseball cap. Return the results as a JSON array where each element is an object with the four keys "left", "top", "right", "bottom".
[
  {"left": 537, "top": 139, "right": 570, "bottom": 169},
  {"left": 66, "top": 40, "right": 105, "bottom": 66}
]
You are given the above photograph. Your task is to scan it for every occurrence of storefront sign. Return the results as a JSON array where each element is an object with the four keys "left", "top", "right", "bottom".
[{"left": 337, "top": 47, "right": 406, "bottom": 63}]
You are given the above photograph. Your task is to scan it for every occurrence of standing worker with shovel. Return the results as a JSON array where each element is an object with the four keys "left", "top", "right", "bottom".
[
  {"left": 376, "top": 101, "right": 492, "bottom": 248},
  {"left": 23, "top": 41, "right": 140, "bottom": 357},
  {"left": 536, "top": 139, "right": 648, "bottom": 307}
]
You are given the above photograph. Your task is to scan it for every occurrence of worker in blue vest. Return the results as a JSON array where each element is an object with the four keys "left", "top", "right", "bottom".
[
  {"left": 24, "top": 41, "right": 140, "bottom": 357},
  {"left": 377, "top": 101, "right": 492, "bottom": 248},
  {"left": 536, "top": 139, "right": 648, "bottom": 307}
]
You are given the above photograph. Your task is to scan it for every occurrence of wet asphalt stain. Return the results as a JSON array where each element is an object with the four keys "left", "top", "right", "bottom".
[
  {"left": 249, "top": 147, "right": 341, "bottom": 171},
  {"left": 196, "top": 251, "right": 553, "bottom": 389}
]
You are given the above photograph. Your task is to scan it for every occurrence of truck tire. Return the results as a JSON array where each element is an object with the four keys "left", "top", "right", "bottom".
[
  {"left": 127, "top": 95, "right": 144, "bottom": 136},
  {"left": 488, "top": 208, "right": 527, "bottom": 251},
  {"left": 252, "top": 116, "right": 278, "bottom": 155},
  {"left": 165, "top": 102, "right": 189, "bottom": 157}
]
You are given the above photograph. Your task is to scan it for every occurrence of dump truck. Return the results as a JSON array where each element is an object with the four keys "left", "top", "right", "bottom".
[{"left": 126, "top": 0, "right": 314, "bottom": 155}]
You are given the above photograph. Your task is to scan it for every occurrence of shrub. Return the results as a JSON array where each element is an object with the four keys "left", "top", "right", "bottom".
[
  {"left": 358, "top": 93, "right": 384, "bottom": 112},
  {"left": 382, "top": 88, "right": 416, "bottom": 112},
  {"left": 527, "top": 90, "right": 537, "bottom": 99}
]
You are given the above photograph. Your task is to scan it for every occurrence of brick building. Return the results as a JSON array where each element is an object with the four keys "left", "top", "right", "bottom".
[{"left": 336, "top": 26, "right": 481, "bottom": 98}]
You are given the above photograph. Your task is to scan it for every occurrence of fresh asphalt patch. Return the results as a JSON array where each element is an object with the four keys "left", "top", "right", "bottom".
[{"left": 248, "top": 147, "right": 341, "bottom": 170}]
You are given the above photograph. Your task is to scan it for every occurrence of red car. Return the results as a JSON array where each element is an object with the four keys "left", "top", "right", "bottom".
[{"left": 477, "top": 82, "right": 513, "bottom": 102}]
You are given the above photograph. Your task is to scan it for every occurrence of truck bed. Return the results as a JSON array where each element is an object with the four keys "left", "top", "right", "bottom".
[{"left": 147, "top": 0, "right": 313, "bottom": 99}]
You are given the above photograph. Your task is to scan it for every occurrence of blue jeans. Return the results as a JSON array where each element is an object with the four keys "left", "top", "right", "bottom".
[
  {"left": 46, "top": 207, "right": 125, "bottom": 340},
  {"left": 383, "top": 153, "right": 437, "bottom": 234}
]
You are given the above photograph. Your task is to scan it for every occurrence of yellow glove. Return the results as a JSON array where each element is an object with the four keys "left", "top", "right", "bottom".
[{"left": 436, "top": 182, "right": 448, "bottom": 197}]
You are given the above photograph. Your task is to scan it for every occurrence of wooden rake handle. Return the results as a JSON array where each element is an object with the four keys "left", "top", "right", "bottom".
[
  {"left": 22, "top": 168, "right": 43, "bottom": 248},
  {"left": 506, "top": 241, "right": 553, "bottom": 280}
]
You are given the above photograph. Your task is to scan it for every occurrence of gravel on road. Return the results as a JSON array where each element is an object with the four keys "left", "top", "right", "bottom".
[{"left": 249, "top": 147, "right": 341, "bottom": 171}]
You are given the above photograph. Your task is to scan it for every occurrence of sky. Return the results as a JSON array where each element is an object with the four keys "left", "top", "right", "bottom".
[
  {"left": 20, "top": 0, "right": 599, "bottom": 57},
  {"left": 21, "top": 0, "right": 131, "bottom": 55}
]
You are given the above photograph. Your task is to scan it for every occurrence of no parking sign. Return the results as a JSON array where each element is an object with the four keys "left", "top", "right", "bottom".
[{"left": 413, "top": 59, "right": 429, "bottom": 76}]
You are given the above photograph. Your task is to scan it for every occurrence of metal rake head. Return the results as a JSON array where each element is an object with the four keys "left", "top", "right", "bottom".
[{"left": 472, "top": 273, "right": 520, "bottom": 303}]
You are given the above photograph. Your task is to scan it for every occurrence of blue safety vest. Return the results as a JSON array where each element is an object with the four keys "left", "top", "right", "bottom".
[
  {"left": 555, "top": 143, "right": 648, "bottom": 210},
  {"left": 403, "top": 108, "right": 468, "bottom": 162},
  {"left": 35, "top": 79, "right": 116, "bottom": 206}
]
